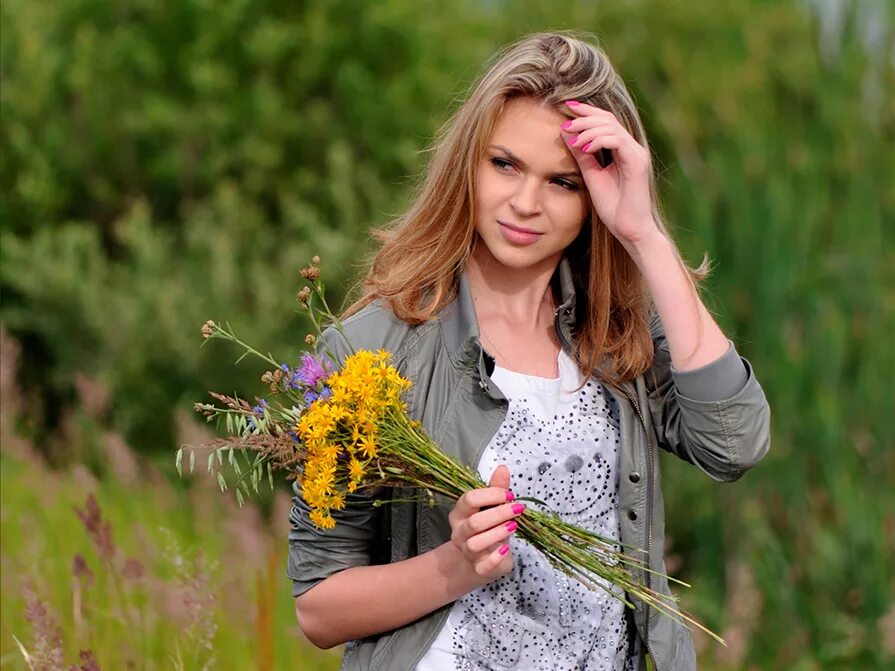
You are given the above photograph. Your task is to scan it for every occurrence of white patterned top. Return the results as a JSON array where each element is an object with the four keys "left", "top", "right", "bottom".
[{"left": 416, "top": 349, "right": 640, "bottom": 670}]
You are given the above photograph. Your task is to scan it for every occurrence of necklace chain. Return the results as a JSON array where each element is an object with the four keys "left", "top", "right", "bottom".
[{"left": 479, "top": 328, "right": 510, "bottom": 367}]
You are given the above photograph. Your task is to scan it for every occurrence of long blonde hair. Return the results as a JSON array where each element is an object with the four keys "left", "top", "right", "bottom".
[{"left": 345, "top": 31, "right": 707, "bottom": 384}]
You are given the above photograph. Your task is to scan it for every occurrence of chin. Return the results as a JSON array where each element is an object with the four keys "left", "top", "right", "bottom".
[{"left": 478, "top": 237, "right": 561, "bottom": 271}]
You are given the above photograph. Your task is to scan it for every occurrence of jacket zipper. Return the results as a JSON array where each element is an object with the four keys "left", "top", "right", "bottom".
[{"left": 553, "top": 311, "right": 658, "bottom": 668}]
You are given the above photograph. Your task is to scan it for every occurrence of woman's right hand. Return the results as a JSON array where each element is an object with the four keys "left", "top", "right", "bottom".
[{"left": 447, "top": 464, "right": 525, "bottom": 584}]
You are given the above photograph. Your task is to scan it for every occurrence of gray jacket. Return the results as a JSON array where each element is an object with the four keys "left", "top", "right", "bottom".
[{"left": 287, "top": 258, "right": 771, "bottom": 670}]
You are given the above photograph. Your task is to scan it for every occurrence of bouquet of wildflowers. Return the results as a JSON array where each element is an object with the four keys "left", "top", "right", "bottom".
[{"left": 181, "top": 257, "right": 724, "bottom": 645}]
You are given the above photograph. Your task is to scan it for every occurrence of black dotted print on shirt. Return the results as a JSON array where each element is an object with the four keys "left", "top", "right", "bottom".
[{"left": 440, "top": 379, "right": 639, "bottom": 670}]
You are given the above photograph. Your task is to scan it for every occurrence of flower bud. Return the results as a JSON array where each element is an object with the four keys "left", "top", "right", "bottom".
[
  {"left": 201, "top": 320, "right": 216, "bottom": 339},
  {"left": 297, "top": 287, "right": 311, "bottom": 304},
  {"left": 305, "top": 334, "right": 317, "bottom": 346}
]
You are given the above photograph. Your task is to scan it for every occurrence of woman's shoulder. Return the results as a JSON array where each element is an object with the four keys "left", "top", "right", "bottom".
[{"left": 330, "top": 298, "right": 443, "bottom": 363}]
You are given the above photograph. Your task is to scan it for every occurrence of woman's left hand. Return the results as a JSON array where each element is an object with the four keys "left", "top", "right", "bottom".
[{"left": 560, "top": 100, "right": 658, "bottom": 246}]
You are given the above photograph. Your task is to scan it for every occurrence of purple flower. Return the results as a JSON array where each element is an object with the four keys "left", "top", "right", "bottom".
[
  {"left": 248, "top": 398, "right": 268, "bottom": 431},
  {"left": 302, "top": 386, "right": 332, "bottom": 407},
  {"left": 296, "top": 353, "right": 332, "bottom": 388}
]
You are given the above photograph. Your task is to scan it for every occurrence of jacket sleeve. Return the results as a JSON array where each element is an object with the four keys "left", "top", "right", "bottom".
[
  {"left": 644, "top": 311, "right": 771, "bottom": 482},
  {"left": 286, "top": 325, "right": 386, "bottom": 597}
]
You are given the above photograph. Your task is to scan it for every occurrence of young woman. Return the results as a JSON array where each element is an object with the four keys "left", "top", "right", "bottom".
[{"left": 287, "top": 32, "right": 771, "bottom": 671}]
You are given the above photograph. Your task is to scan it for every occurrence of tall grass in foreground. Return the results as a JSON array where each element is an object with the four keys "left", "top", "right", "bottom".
[
  {"left": 0, "top": 328, "right": 342, "bottom": 670},
  {"left": 0, "top": 453, "right": 343, "bottom": 670}
]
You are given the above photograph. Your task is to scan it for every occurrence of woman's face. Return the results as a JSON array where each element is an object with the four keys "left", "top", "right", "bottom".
[{"left": 474, "top": 96, "right": 589, "bottom": 275}]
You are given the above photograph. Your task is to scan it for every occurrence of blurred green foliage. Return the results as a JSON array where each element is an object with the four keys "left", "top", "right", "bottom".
[{"left": 1, "top": 0, "right": 893, "bottom": 668}]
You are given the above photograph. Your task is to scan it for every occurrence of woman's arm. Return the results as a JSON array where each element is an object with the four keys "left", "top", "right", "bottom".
[
  {"left": 295, "top": 541, "right": 479, "bottom": 649},
  {"left": 626, "top": 230, "right": 731, "bottom": 372},
  {"left": 294, "top": 470, "right": 522, "bottom": 649},
  {"left": 560, "top": 99, "right": 740, "bottom": 373}
]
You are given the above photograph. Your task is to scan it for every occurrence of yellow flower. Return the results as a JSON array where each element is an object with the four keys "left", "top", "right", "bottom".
[
  {"left": 296, "top": 349, "right": 417, "bottom": 530},
  {"left": 359, "top": 434, "right": 377, "bottom": 459},
  {"left": 309, "top": 509, "right": 336, "bottom": 530},
  {"left": 348, "top": 457, "right": 365, "bottom": 482},
  {"left": 330, "top": 491, "right": 346, "bottom": 511}
]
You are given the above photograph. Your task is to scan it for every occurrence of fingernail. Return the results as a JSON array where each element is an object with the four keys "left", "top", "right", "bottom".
[
  {"left": 505, "top": 490, "right": 515, "bottom": 502},
  {"left": 512, "top": 503, "right": 525, "bottom": 515},
  {"left": 581, "top": 141, "right": 592, "bottom": 151},
  {"left": 498, "top": 543, "right": 510, "bottom": 556},
  {"left": 561, "top": 120, "right": 573, "bottom": 130},
  {"left": 564, "top": 134, "right": 577, "bottom": 145},
  {"left": 505, "top": 521, "right": 518, "bottom": 533},
  {"left": 565, "top": 100, "right": 580, "bottom": 106}
]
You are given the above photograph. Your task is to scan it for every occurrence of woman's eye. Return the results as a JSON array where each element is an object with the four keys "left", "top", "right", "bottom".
[
  {"left": 553, "top": 179, "right": 579, "bottom": 191},
  {"left": 491, "top": 157, "right": 514, "bottom": 171}
]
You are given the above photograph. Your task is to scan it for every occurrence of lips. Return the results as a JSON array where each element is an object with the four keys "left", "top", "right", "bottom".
[
  {"left": 498, "top": 220, "right": 543, "bottom": 246},
  {"left": 498, "top": 220, "right": 541, "bottom": 235}
]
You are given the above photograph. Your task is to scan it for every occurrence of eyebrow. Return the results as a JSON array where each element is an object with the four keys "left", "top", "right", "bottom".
[{"left": 488, "top": 144, "right": 581, "bottom": 179}]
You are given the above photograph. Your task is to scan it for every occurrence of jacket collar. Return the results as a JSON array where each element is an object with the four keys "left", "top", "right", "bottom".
[{"left": 439, "top": 257, "right": 578, "bottom": 391}]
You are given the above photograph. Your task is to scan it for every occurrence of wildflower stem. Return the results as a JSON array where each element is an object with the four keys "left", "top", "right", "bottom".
[{"left": 213, "top": 322, "right": 280, "bottom": 369}]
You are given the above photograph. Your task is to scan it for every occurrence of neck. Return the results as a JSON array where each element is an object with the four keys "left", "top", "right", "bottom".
[{"left": 466, "top": 244, "right": 560, "bottom": 329}]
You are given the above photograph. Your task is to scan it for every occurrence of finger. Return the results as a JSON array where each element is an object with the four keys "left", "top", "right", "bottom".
[
  {"left": 465, "top": 501, "right": 526, "bottom": 538},
  {"left": 488, "top": 464, "right": 511, "bottom": 491},
  {"left": 579, "top": 134, "right": 622, "bottom": 154},
  {"left": 576, "top": 133, "right": 649, "bottom": 172},
  {"left": 452, "top": 485, "right": 515, "bottom": 521},
  {"left": 467, "top": 518, "right": 519, "bottom": 554},
  {"left": 475, "top": 542, "right": 512, "bottom": 577},
  {"left": 563, "top": 100, "right": 616, "bottom": 118},
  {"left": 560, "top": 117, "right": 617, "bottom": 135},
  {"left": 563, "top": 127, "right": 620, "bottom": 151}
]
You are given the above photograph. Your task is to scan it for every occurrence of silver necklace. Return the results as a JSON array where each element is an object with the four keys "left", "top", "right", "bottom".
[{"left": 479, "top": 328, "right": 510, "bottom": 367}]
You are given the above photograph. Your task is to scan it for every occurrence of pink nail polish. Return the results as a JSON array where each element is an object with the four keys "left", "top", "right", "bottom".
[
  {"left": 566, "top": 100, "right": 580, "bottom": 106},
  {"left": 505, "top": 490, "right": 515, "bottom": 502},
  {"left": 512, "top": 503, "right": 525, "bottom": 515},
  {"left": 498, "top": 543, "right": 510, "bottom": 556},
  {"left": 505, "top": 521, "right": 518, "bottom": 533},
  {"left": 561, "top": 120, "right": 573, "bottom": 130},
  {"left": 581, "top": 141, "right": 592, "bottom": 151}
]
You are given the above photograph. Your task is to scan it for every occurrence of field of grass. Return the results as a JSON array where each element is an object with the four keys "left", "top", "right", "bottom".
[{"left": 0, "top": 334, "right": 343, "bottom": 669}]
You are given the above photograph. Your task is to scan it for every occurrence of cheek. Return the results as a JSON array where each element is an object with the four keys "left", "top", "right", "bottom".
[
  {"left": 476, "top": 169, "right": 508, "bottom": 210},
  {"left": 552, "top": 197, "right": 588, "bottom": 236}
]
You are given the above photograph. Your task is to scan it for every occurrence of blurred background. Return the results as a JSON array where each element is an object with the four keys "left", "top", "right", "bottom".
[{"left": 1, "top": 0, "right": 892, "bottom": 669}]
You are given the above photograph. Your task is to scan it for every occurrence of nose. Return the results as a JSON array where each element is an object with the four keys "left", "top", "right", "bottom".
[{"left": 509, "top": 177, "right": 541, "bottom": 217}]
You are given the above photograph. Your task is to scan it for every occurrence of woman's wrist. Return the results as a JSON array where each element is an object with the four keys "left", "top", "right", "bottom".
[
  {"left": 620, "top": 226, "right": 673, "bottom": 270},
  {"left": 434, "top": 540, "right": 487, "bottom": 597}
]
